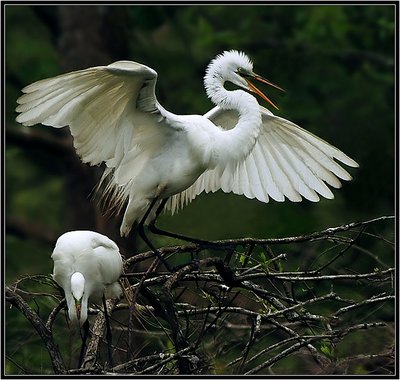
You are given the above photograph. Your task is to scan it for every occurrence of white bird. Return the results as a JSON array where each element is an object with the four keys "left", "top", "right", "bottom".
[
  {"left": 16, "top": 50, "right": 358, "bottom": 237},
  {"left": 51, "top": 230, "right": 123, "bottom": 326}
]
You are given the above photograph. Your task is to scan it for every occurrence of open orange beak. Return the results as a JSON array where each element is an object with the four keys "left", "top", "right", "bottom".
[{"left": 244, "top": 74, "right": 284, "bottom": 110}]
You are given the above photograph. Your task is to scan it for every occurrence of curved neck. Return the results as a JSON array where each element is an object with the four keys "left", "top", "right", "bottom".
[{"left": 204, "top": 75, "right": 262, "bottom": 166}]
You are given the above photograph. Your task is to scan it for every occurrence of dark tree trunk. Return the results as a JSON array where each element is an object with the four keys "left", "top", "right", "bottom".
[{"left": 55, "top": 6, "right": 137, "bottom": 253}]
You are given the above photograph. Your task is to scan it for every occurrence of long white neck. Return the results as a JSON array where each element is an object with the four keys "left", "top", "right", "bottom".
[{"left": 204, "top": 73, "right": 262, "bottom": 167}]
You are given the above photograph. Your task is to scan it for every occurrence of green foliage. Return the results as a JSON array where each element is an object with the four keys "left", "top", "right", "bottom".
[{"left": 6, "top": 7, "right": 59, "bottom": 80}]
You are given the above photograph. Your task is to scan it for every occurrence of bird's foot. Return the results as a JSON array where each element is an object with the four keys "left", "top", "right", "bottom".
[{"left": 148, "top": 223, "right": 211, "bottom": 246}]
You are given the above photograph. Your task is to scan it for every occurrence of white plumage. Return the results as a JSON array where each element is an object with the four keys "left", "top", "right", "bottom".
[
  {"left": 16, "top": 50, "right": 358, "bottom": 236},
  {"left": 51, "top": 230, "right": 123, "bottom": 326}
]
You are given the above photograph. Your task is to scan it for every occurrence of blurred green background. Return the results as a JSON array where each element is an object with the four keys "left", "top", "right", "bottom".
[{"left": 5, "top": 4, "right": 395, "bottom": 374}]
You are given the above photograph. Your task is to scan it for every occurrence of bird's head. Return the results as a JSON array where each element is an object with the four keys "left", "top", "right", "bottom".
[
  {"left": 70, "top": 272, "right": 85, "bottom": 321},
  {"left": 205, "top": 50, "right": 284, "bottom": 110}
]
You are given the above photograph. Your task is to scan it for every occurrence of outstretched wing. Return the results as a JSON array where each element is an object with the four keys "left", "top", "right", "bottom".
[
  {"left": 16, "top": 60, "right": 173, "bottom": 168},
  {"left": 166, "top": 106, "right": 358, "bottom": 214}
]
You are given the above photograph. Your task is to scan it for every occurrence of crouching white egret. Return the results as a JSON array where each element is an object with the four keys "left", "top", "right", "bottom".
[
  {"left": 16, "top": 50, "right": 358, "bottom": 238},
  {"left": 51, "top": 230, "right": 123, "bottom": 367},
  {"left": 51, "top": 230, "right": 123, "bottom": 325}
]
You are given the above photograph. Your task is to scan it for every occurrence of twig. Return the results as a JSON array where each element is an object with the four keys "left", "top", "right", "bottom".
[
  {"left": 45, "top": 299, "right": 66, "bottom": 332},
  {"left": 334, "top": 296, "right": 395, "bottom": 317},
  {"left": 113, "top": 346, "right": 193, "bottom": 374},
  {"left": 237, "top": 268, "right": 395, "bottom": 282},
  {"left": 124, "top": 216, "right": 394, "bottom": 264},
  {"left": 128, "top": 256, "right": 161, "bottom": 360},
  {"left": 244, "top": 322, "right": 388, "bottom": 375},
  {"left": 5, "top": 216, "right": 394, "bottom": 375},
  {"left": 81, "top": 298, "right": 118, "bottom": 370},
  {"left": 5, "top": 287, "right": 66, "bottom": 374}
]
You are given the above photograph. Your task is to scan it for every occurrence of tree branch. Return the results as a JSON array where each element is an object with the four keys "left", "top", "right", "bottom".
[
  {"left": 124, "top": 216, "right": 394, "bottom": 264},
  {"left": 5, "top": 287, "right": 66, "bottom": 374},
  {"left": 81, "top": 298, "right": 118, "bottom": 371},
  {"left": 6, "top": 216, "right": 60, "bottom": 245},
  {"left": 6, "top": 126, "right": 73, "bottom": 155},
  {"left": 6, "top": 216, "right": 394, "bottom": 375}
]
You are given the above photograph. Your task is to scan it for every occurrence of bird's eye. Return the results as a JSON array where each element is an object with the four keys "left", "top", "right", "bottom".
[{"left": 236, "top": 68, "right": 251, "bottom": 78}]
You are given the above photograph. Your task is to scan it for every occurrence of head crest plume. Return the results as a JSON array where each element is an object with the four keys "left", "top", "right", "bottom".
[
  {"left": 206, "top": 50, "right": 253, "bottom": 78},
  {"left": 204, "top": 50, "right": 254, "bottom": 102},
  {"left": 216, "top": 50, "right": 253, "bottom": 68}
]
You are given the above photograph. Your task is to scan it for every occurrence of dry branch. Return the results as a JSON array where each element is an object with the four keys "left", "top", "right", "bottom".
[
  {"left": 5, "top": 216, "right": 395, "bottom": 375},
  {"left": 5, "top": 287, "right": 66, "bottom": 374},
  {"left": 6, "top": 126, "right": 73, "bottom": 155}
]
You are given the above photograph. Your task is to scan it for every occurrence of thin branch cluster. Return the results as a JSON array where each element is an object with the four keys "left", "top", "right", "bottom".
[{"left": 5, "top": 216, "right": 395, "bottom": 375}]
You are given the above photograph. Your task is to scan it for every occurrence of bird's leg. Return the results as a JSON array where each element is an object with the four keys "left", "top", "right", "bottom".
[
  {"left": 78, "top": 320, "right": 90, "bottom": 368},
  {"left": 148, "top": 199, "right": 211, "bottom": 246},
  {"left": 137, "top": 224, "right": 173, "bottom": 272},
  {"left": 137, "top": 196, "right": 160, "bottom": 228},
  {"left": 102, "top": 295, "right": 114, "bottom": 368},
  {"left": 135, "top": 197, "right": 173, "bottom": 272}
]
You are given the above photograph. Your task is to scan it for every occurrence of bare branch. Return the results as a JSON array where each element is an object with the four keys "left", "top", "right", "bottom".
[
  {"left": 5, "top": 287, "right": 66, "bottom": 374},
  {"left": 334, "top": 295, "right": 395, "bottom": 317},
  {"left": 6, "top": 216, "right": 394, "bottom": 375},
  {"left": 6, "top": 216, "right": 60, "bottom": 245},
  {"left": 6, "top": 126, "right": 73, "bottom": 155},
  {"left": 45, "top": 299, "right": 66, "bottom": 332},
  {"left": 81, "top": 298, "right": 119, "bottom": 370},
  {"left": 245, "top": 322, "right": 387, "bottom": 375}
]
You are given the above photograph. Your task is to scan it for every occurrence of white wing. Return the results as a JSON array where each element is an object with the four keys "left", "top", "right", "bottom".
[
  {"left": 16, "top": 60, "right": 175, "bottom": 168},
  {"left": 16, "top": 61, "right": 184, "bottom": 211},
  {"left": 166, "top": 106, "right": 359, "bottom": 214},
  {"left": 90, "top": 232, "right": 123, "bottom": 285}
]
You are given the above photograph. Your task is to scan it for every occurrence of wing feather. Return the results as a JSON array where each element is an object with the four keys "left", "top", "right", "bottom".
[
  {"left": 275, "top": 127, "right": 342, "bottom": 189},
  {"left": 272, "top": 116, "right": 357, "bottom": 176},
  {"left": 244, "top": 154, "right": 267, "bottom": 201},
  {"left": 258, "top": 133, "right": 302, "bottom": 202},
  {"left": 91, "top": 235, "right": 123, "bottom": 284},
  {"left": 252, "top": 143, "right": 282, "bottom": 202},
  {"left": 15, "top": 61, "right": 167, "bottom": 168},
  {"left": 273, "top": 128, "right": 335, "bottom": 198},
  {"left": 267, "top": 130, "right": 320, "bottom": 201},
  {"left": 16, "top": 61, "right": 184, "bottom": 216},
  {"left": 238, "top": 161, "right": 254, "bottom": 198},
  {"left": 166, "top": 105, "right": 358, "bottom": 213}
]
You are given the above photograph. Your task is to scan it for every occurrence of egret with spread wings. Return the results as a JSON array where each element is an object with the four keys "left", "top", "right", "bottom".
[{"left": 16, "top": 50, "right": 358, "bottom": 237}]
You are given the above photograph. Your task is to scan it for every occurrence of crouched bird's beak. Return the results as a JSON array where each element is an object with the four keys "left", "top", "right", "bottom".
[{"left": 75, "top": 299, "right": 81, "bottom": 320}]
